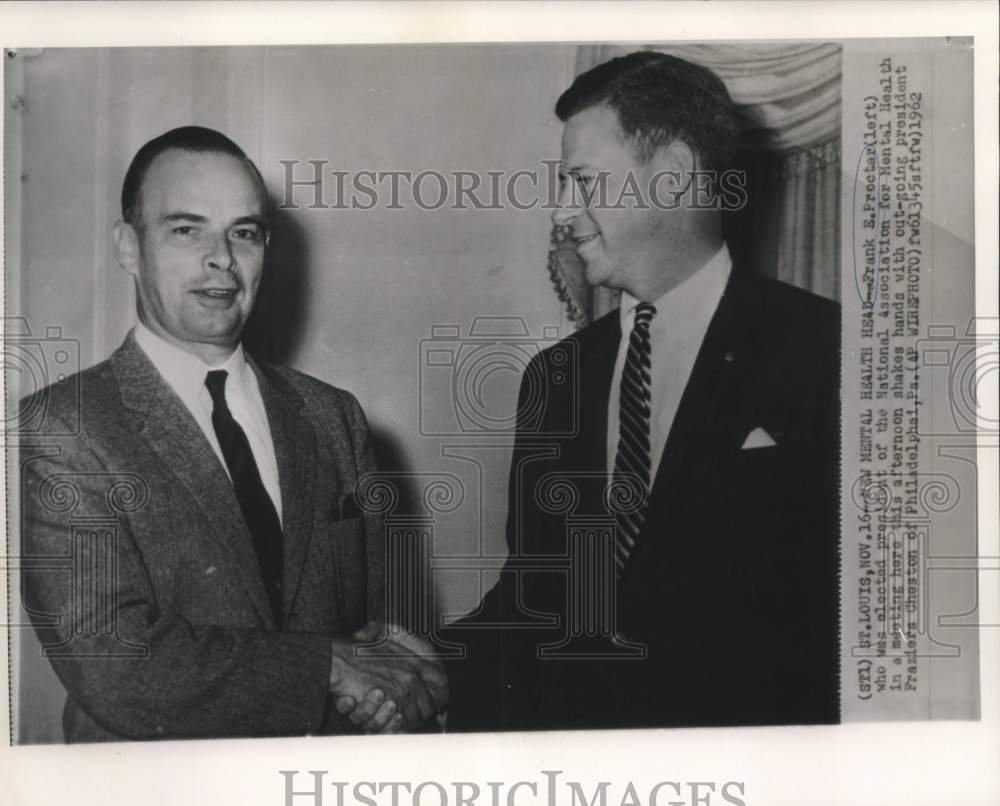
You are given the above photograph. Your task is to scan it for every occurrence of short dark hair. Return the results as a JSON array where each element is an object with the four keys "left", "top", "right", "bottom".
[
  {"left": 555, "top": 51, "right": 738, "bottom": 172},
  {"left": 120, "top": 125, "right": 265, "bottom": 226}
]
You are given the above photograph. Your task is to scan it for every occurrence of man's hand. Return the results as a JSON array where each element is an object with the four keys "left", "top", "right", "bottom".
[
  {"left": 333, "top": 688, "right": 403, "bottom": 734},
  {"left": 328, "top": 622, "right": 448, "bottom": 733},
  {"left": 372, "top": 624, "right": 448, "bottom": 715}
]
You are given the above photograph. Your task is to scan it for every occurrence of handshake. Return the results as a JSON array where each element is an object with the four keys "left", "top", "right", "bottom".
[{"left": 328, "top": 622, "right": 448, "bottom": 733}]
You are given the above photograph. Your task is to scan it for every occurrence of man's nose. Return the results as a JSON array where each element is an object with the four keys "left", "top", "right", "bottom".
[
  {"left": 551, "top": 181, "right": 580, "bottom": 228},
  {"left": 205, "top": 234, "right": 235, "bottom": 272}
]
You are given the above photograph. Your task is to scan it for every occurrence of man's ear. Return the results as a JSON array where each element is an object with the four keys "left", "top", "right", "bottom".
[
  {"left": 645, "top": 141, "right": 696, "bottom": 209},
  {"left": 651, "top": 140, "right": 695, "bottom": 184},
  {"left": 112, "top": 220, "right": 141, "bottom": 277}
]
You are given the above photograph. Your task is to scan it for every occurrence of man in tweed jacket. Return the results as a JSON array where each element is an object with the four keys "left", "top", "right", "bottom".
[{"left": 20, "top": 126, "right": 445, "bottom": 742}]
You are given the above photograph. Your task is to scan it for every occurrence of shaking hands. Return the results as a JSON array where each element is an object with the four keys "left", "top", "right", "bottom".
[{"left": 329, "top": 622, "right": 448, "bottom": 733}]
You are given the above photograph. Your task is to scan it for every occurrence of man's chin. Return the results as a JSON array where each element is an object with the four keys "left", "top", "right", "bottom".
[
  {"left": 581, "top": 262, "right": 610, "bottom": 289},
  {"left": 184, "top": 318, "right": 248, "bottom": 346}
]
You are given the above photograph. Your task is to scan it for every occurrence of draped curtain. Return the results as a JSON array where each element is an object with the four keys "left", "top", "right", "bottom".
[{"left": 548, "top": 42, "right": 842, "bottom": 325}]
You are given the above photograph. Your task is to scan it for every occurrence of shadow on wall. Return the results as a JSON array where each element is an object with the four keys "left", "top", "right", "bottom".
[
  {"left": 242, "top": 201, "right": 433, "bottom": 627},
  {"left": 367, "top": 425, "right": 439, "bottom": 629},
  {"left": 369, "top": 426, "right": 422, "bottom": 517},
  {"left": 243, "top": 205, "right": 311, "bottom": 367}
]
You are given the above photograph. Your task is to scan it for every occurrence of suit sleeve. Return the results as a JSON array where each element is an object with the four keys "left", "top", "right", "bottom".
[
  {"left": 21, "top": 410, "right": 335, "bottom": 741},
  {"left": 340, "top": 391, "right": 386, "bottom": 625},
  {"left": 444, "top": 355, "right": 548, "bottom": 731}
]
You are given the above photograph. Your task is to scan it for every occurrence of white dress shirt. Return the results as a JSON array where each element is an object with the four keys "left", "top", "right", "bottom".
[
  {"left": 607, "top": 244, "right": 733, "bottom": 481},
  {"left": 134, "top": 322, "right": 283, "bottom": 524}
]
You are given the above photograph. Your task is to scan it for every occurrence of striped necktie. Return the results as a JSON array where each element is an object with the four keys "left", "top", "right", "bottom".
[{"left": 612, "top": 302, "right": 657, "bottom": 572}]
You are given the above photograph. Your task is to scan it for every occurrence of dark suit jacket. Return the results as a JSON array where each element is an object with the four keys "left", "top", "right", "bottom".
[
  {"left": 19, "top": 332, "right": 385, "bottom": 742},
  {"left": 446, "top": 270, "right": 840, "bottom": 730}
]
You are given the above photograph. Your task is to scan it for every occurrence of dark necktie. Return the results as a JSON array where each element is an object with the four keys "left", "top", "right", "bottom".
[
  {"left": 205, "top": 369, "right": 284, "bottom": 622},
  {"left": 612, "top": 302, "right": 657, "bottom": 572}
]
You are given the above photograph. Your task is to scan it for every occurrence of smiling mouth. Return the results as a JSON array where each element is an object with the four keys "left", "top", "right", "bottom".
[
  {"left": 573, "top": 233, "right": 600, "bottom": 246},
  {"left": 193, "top": 288, "right": 239, "bottom": 304}
]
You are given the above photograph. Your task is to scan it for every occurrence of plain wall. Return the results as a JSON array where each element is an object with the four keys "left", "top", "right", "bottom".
[{"left": 7, "top": 44, "right": 577, "bottom": 742}]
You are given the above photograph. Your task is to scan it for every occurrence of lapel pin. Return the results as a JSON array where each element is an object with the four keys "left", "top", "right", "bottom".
[{"left": 724, "top": 351, "right": 735, "bottom": 363}]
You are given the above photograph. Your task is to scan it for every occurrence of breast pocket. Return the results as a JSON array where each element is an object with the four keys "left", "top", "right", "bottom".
[
  {"left": 722, "top": 444, "right": 787, "bottom": 518},
  {"left": 735, "top": 443, "right": 782, "bottom": 467}
]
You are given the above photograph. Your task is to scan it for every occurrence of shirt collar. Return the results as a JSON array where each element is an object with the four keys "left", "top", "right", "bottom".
[
  {"left": 134, "top": 321, "right": 249, "bottom": 403},
  {"left": 619, "top": 243, "right": 732, "bottom": 330}
]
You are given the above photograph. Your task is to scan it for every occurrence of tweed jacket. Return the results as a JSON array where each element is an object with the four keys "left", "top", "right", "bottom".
[{"left": 20, "top": 332, "right": 385, "bottom": 742}]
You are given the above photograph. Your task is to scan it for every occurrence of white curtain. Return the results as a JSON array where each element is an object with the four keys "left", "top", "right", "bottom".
[{"left": 549, "top": 42, "right": 842, "bottom": 324}]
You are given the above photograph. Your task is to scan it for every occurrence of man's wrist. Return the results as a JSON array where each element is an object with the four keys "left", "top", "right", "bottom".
[{"left": 328, "top": 639, "right": 352, "bottom": 692}]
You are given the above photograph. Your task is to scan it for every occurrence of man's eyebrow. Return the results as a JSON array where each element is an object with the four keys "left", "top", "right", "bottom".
[
  {"left": 160, "top": 212, "right": 266, "bottom": 230},
  {"left": 231, "top": 215, "right": 266, "bottom": 229},
  {"left": 162, "top": 212, "right": 208, "bottom": 224}
]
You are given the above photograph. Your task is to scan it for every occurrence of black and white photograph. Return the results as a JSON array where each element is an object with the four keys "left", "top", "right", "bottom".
[
  {"left": 1, "top": 3, "right": 996, "bottom": 806},
  {"left": 6, "top": 39, "right": 847, "bottom": 742}
]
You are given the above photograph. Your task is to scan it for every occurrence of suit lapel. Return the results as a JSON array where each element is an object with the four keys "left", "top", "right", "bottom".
[
  {"left": 646, "top": 270, "right": 763, "bottom": 520},
  {"left": 250, "top": 359, "right": 319, "bottom": 621},
  {"left": 111, "top": 333, "right": 277, "bottom": 627},
  {"left": 587, "top": 276, "right": 761, "bottom": 519}
]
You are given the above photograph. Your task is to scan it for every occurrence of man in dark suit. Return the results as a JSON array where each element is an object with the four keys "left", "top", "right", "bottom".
[
  {"left": 19, "top": 126, "right": 445, "bottom": 741},
  {"left": 446, "top": 52, "right": 839, "bottom": 730}
]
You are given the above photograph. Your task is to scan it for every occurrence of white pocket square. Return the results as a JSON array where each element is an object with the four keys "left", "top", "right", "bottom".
[{"left": 741, "top": 427, "right": 777, "bottom": 449}]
